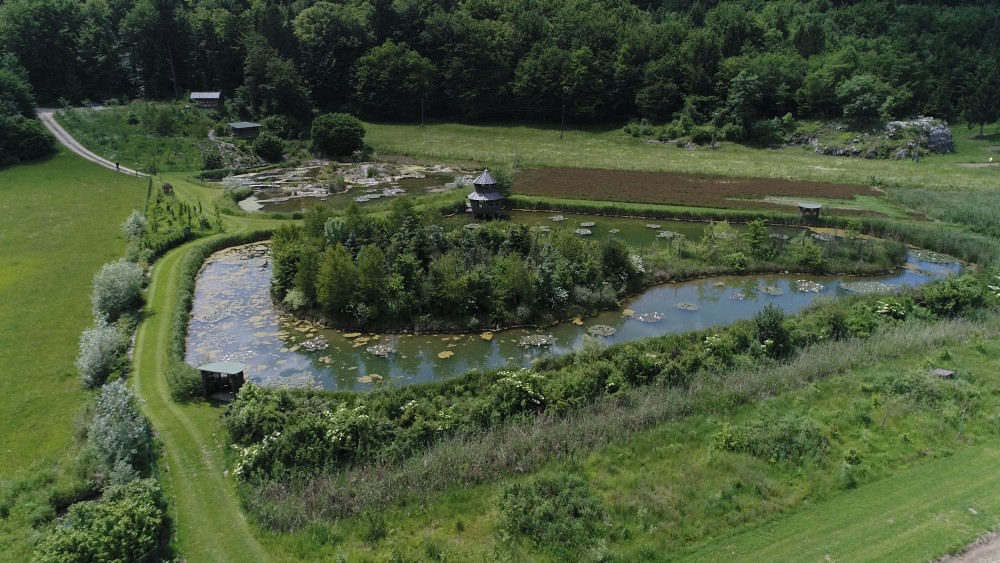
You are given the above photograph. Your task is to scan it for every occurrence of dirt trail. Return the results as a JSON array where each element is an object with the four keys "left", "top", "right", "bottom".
[
  {"left": 36, "top": 108, "right": 147, "bottom": 177},
  {"left": 940, "top": 531, "right": 1000, "bottom": 563}
]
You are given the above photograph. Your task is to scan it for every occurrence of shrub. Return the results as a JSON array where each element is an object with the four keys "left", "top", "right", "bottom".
[
  {"left": 919, "top": 274, "right": 984, "bottom": 317},
  {"left": 253, "top": 131, "right": 284, "bottom": 162},
  {"left": 0, "top": 114, "right": 55, "bottom": 166},
  {"left": 689, "top": 125, "right": 714, "bottom": 145},
  {"left": 311, "top": 113, "right": 365, "bottom": 157},
  {"left": 76, "top": 320, "right": 128, "bottom": 388},
  {"left": 91, "top": 259, "right": 146, "bottom": 322},
  {"left": 88, "top": 380, "right": 148, "bottom": 473},
  {"left": 496, "top": 472, "right": 605, "bottom": 551},
  {"left": 714, "top": 412, "right": 828, "bottom": 463},
  {"left": 122, "top": 209, "right": 148, "bottom": 240},
  {"left": 753, "top": 304, "right": 792, "bottom": 359},
  {"left": 166, "top": 361, "right": 204, "bottom": 402},
  {"left": 202, "top": 145, "right": 223, "bottom": 170},
  {"left": 34, "top": 479, "right": 163, "bottom": 563}
]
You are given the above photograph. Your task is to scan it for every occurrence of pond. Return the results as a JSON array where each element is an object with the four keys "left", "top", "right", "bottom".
[{"left": 185, "top": 236, "right": 961, "bottom": 392}]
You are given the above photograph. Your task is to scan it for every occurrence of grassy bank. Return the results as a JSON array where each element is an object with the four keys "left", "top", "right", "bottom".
[
  {"left": 365, "top": 122, "right": 999, "bottom": 191},
  {"left": 0, "top": 150, "right": 144, "bottom": 558}
]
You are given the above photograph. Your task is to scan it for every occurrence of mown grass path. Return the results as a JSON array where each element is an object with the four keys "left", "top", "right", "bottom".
[{"left": 132, "top": 229, "right": 273, "bottom": 562}]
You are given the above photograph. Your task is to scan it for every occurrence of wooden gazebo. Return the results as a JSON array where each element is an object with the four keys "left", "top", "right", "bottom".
[
  {"left": 798, "top": 202, "right": 822, "bottom": 219},
  {"left": 190, "top": 91, "right": 223, "bottom": 110},
  {"left": 228, "top": 121, "right": 261, "bottom": 139},
  {"left": 468, "top": 169, "right": 503, "bottom": 218},
  {"left": 198, "top": 361, "right": 246, "bottom": 401}
]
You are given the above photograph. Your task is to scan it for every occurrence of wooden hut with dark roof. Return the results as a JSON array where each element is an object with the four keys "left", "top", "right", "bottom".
[
  {"left": 198, "top": 361, "right": 246, "bottom": 401},
  {"left": 190, "top": 91, "right": 223, "bottom": 110},
  {"left": 468, "top": 169, "right": 503, "bottom": 218}
]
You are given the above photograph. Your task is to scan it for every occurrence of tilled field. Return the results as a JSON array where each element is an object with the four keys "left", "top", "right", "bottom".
[{"left": 515, "top": 167, "right": 879, "bottom": 213}]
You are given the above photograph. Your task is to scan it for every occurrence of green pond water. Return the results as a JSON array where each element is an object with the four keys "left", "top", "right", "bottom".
[{"left": 185, "top": 229, "right": 960, "bottom": 392}]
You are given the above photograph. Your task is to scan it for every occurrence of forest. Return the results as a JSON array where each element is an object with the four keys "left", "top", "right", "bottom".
[{"left": 1, "top": 0, "right": 999, "bottom": 137}]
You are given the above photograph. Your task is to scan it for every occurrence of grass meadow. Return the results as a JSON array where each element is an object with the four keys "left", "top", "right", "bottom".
[
  {"left": 365, "top": 121, "right": 1000, "bottom": 191},
  {"left": 0, "top": 149, "right": 144, "bottom": 558}
]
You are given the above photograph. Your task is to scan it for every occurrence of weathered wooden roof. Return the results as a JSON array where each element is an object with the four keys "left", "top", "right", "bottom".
[
  {"left": 473, "top": 169, "right": 497, "bottom": 186},
  {"left": 798, "top": 202, "right": 822, "bottom": 210},
  {"left": 199, "top": 361, "right": 246, "bottom": 375},
  {"left": 228, "top": 121, "right": 260, "bottom": 129},
  {"left": 468, "top": 190, "right": 503, "bottom": 201},
  {"left": 190, "top": 91, "right": 222, "bottom": 100}
]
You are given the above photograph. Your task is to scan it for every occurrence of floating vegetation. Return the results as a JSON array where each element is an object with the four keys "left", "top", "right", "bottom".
[
  {"left": 622, "top": 308, "right": 636, "bottom": 317},
  {"left": 609, "top": 229, "right": 620, "bottom": 234},
  {"left": 465, "top": 223, "right": 480, "bottom": 230},
  {"left": 357, "top": 373, "right": 384, "bottom": 384},
  {"left": 549, "top": 215, "right": 565, "bottom": 222},
  {"left": 587, "top": 324, "right": 616, "bottom": 337},
  {"left": 759, "top": 286, "right": 784, "bottom": 296},
  {"left": 257, "top": 371, "right": 320, "bottom": 389},
  {"left": 480, "top": 331, "right": 494, "bottom": 341},
  {"left": 769, "top": 233, "right": 790, "bottom": 241},
  {"left": 580, "top": 221, "right": 596, "bottom": 227},
  {"left": 674, "top": 302, "right": 699, "bottom": 311},
  {"left": 645, "top": 223, "right": 662, "bottom": 229},
  {"left": 731, "top": 292, "right": 746, "bottom": 301},
  {"left": 910, "top": 249, "right": 954, "bottom": 264},
  {"left": 811, "top": 233, "right": 832, "bottom": 242},
  {"left": 713, "top": 281, "right": 726, "bottom": 287},
  {"left": 574, "top": 228, "right": 592, "bottom": 236},
  {"left": 343, "top": 332, "right": 362, "bottom": 338},
  {"left": 518, "top": 334, "right": 554, "bottom": 347},
  {"left": 366, "top": 343, "right": 392, "bottom": 358},
  {"left": 841, "top": 281, "right": 899, "bottom": 294},
  {"left": 437, "top": 351, "right": 455, "bottom": 359},
  {"left": 657, "top": 230, "right": 676, "bottom": 238},
  {"left": 795, "top": 280, "right": 824, "bottom": 293},
  {"left": 301, "top": 337, "right": 328, "bottom": 351},
  {"left": 571, "top": 317, "right": 584, "bottom": 326},
  {"left": 635, "top": 311, "right": 664, "bottom": 323}
]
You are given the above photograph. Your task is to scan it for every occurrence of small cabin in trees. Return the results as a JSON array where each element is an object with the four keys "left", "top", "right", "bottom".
[
  {"left": 467, "top": 169, "right": 503, "bottom": 218},
  {"left": 199, "top": 361, "right": 246, "bottom": 401},
  {"left": 189, "top": 91, "right": 223, "bottom": 110},
  {"left": 228, "top": 121, "right": 261, "bottom": 139}
]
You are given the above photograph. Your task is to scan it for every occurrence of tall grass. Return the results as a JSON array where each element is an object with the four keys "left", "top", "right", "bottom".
[
  {"left": 56, "top": 103, "right": 216, "bottom": 173},
  {"left": 239, "top": 315, "right": 988, "bottom": 531},
  {"left": 890, "top": 189, "right": 1000, "bottom": 238}
]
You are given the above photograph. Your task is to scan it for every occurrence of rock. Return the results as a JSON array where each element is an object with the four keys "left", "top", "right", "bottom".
[{"left": 927, "top": 123, "right": 955, "bottom": 153}]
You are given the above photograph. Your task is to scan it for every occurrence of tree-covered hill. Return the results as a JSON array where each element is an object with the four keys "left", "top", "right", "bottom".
[{"left": 1, "top": 0, "right": 997, "bottom": 133}]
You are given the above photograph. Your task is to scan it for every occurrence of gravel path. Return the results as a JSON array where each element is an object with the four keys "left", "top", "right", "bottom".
[{"left": 36, "top": 108, "right": 147, "bottom": 177}]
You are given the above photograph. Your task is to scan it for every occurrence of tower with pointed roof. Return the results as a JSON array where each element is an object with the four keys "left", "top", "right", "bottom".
[{"left": 468, "top": 169, "right": 503, "bottom": 218}]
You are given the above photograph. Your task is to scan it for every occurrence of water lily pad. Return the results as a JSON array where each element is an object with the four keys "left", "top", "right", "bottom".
[
  {"left": 609, "top": 229, "right": 620, "bottom": 234},
  {"left": 795, "top": 280, "right": 824, "bottom": 293},
  {"left": 646, "top": 224, "right": 662, "bottom": 229},
  {"left": 635, "top": 311, "right": 664, "bottom": 323},
  {"left": 657, "top": 230, "right": 677, "bottom": 238},
  {"left": 759, "top": 286, "right": 784, "bottom": 296},
  {"left": 674, "top": 302, "right": 699, "bottom": 311},
  {"left": 841, "top": 281, "right": 899, "bottom": 294},
  {"left": 438, "top": 351, "right": 455, "bottom": 359},
  {"left": 358, "top": 373, "right": 384, "bottom": 384},
  {"left": 730, "top": 292, "right": 746, "bottom": 301},
  {"left": 587, "top": 324, "right": 616, "bottom": 337},
  {"left": 571, "top": 317, "right": 584, "bottom": 326},
  {"left": 580, "top": 221, "right": 596, "bottom": 227},
  {"left": 623, "top": 308, "right": 636, "bottom": 317},
  {"left": 366, "top": 343, "right": 392, "bottom": 358},
  {"left": 574, "top": 228, "right": 592, "bottom": 235},
  {"left": 343, "top": 332, "right": 362, "bottom": 338},
  {"left": 549, "top": 215, "right": 565, "bottom": 222},
  {"left": 518, "top": 334, "right": 554, "bottom": 347}
]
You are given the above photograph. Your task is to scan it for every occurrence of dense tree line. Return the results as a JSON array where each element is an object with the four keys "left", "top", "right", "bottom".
[
  {"left": 1, "top": 0, "right": 997, "bottom": 134},
  {"left": 271, "top": 200, "right": 644, "bottom": 330},
  {"left": 0, "top": 54, "right": 53, "bottom": 166}
]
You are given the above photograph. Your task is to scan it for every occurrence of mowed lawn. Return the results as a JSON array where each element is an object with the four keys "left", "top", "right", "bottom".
[{"left": 0, "top": 149, "right": 144, "bottom": 478}]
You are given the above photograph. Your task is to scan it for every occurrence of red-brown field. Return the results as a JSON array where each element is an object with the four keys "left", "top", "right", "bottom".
[{"left": 515, "top": 167, "right": 881, "bottom": 213}]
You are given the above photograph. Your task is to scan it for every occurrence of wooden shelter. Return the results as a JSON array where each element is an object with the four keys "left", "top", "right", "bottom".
[
  {"left": 798, "top": 202, "right": 822, "bottom": 219},
  {"left": 199, "top": 361, "right": 246, "bottom": 401},
  {"left": 190, "top": 91, "right": 223, "bottom": 110},
  {"left": 228, "top": 121, "right": 261, "bottom": 139},
  {"left": 468, "top": 169, "right": 503, "bottom": 218}
]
